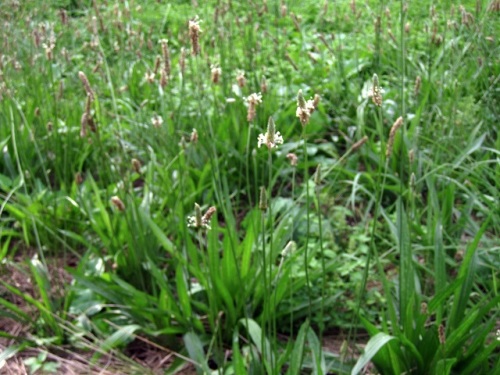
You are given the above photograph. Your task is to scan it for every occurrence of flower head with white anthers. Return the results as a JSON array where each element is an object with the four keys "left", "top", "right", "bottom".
[
  {"left": 246, "top": 92, "right": 262, "bottom": 106},
  {"left": 187, "top": 203, "right": 216, "bottom": 231},
  {"left": 286, "top": 153, "right": 298, "bottom": 166},
  {"left": 296, "top": 89, "right": 317, "bottom": 126},
  {"left": 369, "top": 74, "right": 384, "bottom": 106},
  {"left": 258, "top": 117, "right": 283, "bottom": 149},
  {"left": 188, "top": 16, "right": 202, "bottom": 55},
  {"left": 245, "top": 92, "right": 262, "bottom": 122},
  {"left": 151, "top": 114, "right": 163, "bottom": 128}
]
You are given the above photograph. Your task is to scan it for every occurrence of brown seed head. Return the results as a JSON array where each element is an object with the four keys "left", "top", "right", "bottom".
[
  {"left": 414, "top": 75, "right": 422, "bottom": 96},
  {"left": 312, "top": 94, "right": 320, "bottom": 110},
  {"left": 371, "top": 74, "right": 383, "bottom": 107},
  {"left": 159, "top": 39, "right": 171, "bottom": 76},
  {"left": 460, "top": 6, "right": 474, "bottom": 27},
  {"left": 286, "top": 153, "right": 298, "bottom": 166},
  {"left": 211, "top": 65, "right": 221, "bottom": 84},
  {"left": 132, "top": 158, "right": 142, "bottom": 173},
  {"left": 144, "top": 70, "right": 154, "bottom": 84},
  {"left": 236, "top": 70, "right": 246, "bottom": 88},
  {"left": 296, "top": 90, "right": 316, "bottom": 126},
  {"left": 32, "top": 29, "right": 41, "bottom": 48},
  {"left": 179, "top": 47, "right": 186, "bottom": 75},
  {"left": 153, "top": 55, "right": 161, "bottom": 75},
  {"left": 420, "top": 302, "right": 428, "bottom": 315},
  {"left": 386, "top": 116, "right": 403, "bottom": 159},
  {"left": 190, "top": 128, "right": 198, "bottom": 143},
  {"left": 188, "top": 16, "right": 202, "bottom": 56},
  {"left": 260, "top": 76, "right": 268, "bottom": 93},
  {"left": 351, "top": 136, "right": 369, "bottom": 153},
  {"left": 59, "top": 9, "right": 68, "bottom": 25},
  {"left": 75, "top": 172, "right": 84, "bottom": 185},
  {"left": 43, "top": 41, "right": 55, "bottom": 61},
  {"left": 488, "top": 0, "right": 500, "bottom": 11},
  {"left": 349, "top": 0, "right": 356, "bottom": 15},
  {"left": 438, "top": 324, "right": 446, "bottom": 345},
  {"left": 111, "top": 196, "right": 125, "bottom": 212},
  {"left": 408, "top": 149, "right": 415, "bottom": 164},
  {"left": 202, "top": 206, "right": 216, "bottom": 224},
  {"left": 246, "top": 92, "right": 262, "bottom": 122},
  {"left": 80, "top": 114, "right": 90, "bottom": 138},
  {"left": 280, "top": 2, "right": 287, "bottom": 17},
  {"left": 160, "top": 67, "right": 168, "bottom": 88},
  {"left": 78, "top": 71, "right": 94, "bottom": 101}
]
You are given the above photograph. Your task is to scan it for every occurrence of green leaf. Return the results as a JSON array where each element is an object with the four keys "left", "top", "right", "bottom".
[
  {"left": 435, "top": 358, "right": 456, "bottom": 375},
  {"left": 446, "top": 295, "right": 500, "bottom": 358},
  {"left": 175, "top": 265, "right": 192, "bottom": 320},
  {"left": 396, "top": 199, "right": 415, "bottom": 334},
  {"left": 461, "top": 338, "right": 500, "bottom": 375},
  {"left": 449, "top": 216, "right": 490, "bottom": 330},
  {"left": 231, "top": 327, "right": 248, "bottom": 375},
  {"left": 307, "top": 327, "right": 325, "bottom": 375},
  {"left": 351, "top": 333, "right": 397, "bottom": 375},
  {"left": 183, "top": 331, "right": 211, "bottom": 374},
  {"left": 101, "top": 324, "right": 140, "bottom": 351},
  {"left": 239, "top": 318, "right": 273, "bottom": 369},
  {"left": 288, "top": 320, "right": 309, "bottom": 375},
  {"left": 29, "top": 258, "right": 53, "bottom": 312},
  {"left": 433, "top": 219, "right": 446, "bottom": 322},
  {"left": 141, "top": 210, "right": 176, "bottom": 255},
  {"left": 0, "top": 297, "right": 31, "bottom": 323},
  {"left": 211, "top": 273, "right": 236, "bottom": 326},
  {"left": 0, "top": 343, "right": 26, "bottom": 368},
  {"left": 452, "top": 131, "right": 485, "bottom": 168},
  {"left": 428, "top": 277, "right": 462, "bottom": 313}
]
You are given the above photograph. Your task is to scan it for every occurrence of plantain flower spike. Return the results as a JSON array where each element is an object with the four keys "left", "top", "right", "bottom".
[
  {"left": 371, "top": 73, "right": 383, "bottom": 106},
  {"left": 258, "top": 116, "right": 283, "bottom": 149},
  {"left": 259, "top": 186, "right": 268, "bottom": 211}
]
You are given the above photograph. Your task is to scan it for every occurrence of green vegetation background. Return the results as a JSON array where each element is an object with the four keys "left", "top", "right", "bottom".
[{"left": 0, "top": 0, "right": 498, "bottom": 374}]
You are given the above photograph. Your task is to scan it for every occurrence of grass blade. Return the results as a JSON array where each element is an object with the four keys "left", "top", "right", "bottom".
[
  {"left": 351, "top": 332, "right": 396, "bottom": 375},
  {"left": 396, "top": 199, "right": 415, "bottom": 333},
  {"left": 449, "top": 216, "right": 490, "bottom": 330},
  {"left": 183, "top": 331, "right": 211, "bottom": 375},
  {"left": 287, "top": 320, "right": 309, "bottom": 375}
]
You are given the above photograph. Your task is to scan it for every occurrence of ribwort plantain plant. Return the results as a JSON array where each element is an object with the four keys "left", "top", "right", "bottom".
[{"left": 1, "top": 1, "right": 498, "bottom": 374}]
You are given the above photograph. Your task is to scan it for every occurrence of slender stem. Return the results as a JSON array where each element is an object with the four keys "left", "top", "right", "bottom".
[
  {"left": 315, "top": 183, "right": 326, "bottom": 341},
  {"left": 267, "top": 148, "right": 276, "bottom": 372},
  {"left": 301, "top": 127, "right": 312, "bottom": 320},
  {"left": 346, "top": 102, "right": 387, "bottom": 355},
  {"left": 398, "top": 0, "right": 409, "bottom": 333},
  {"left": 290, "top": 166, "right": 296, "bottom": 336},
  {"left": 260, "top": 209, "right": 268, "bottom": 373},
  {"left": 246, "top": 123, "right": 254, "bottom": 207}
]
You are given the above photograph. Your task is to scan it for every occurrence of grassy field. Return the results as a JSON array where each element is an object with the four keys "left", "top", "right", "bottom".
[{"left": 0, "top": 0, "right": 499, "bottom": 374}]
